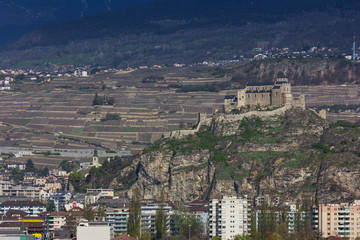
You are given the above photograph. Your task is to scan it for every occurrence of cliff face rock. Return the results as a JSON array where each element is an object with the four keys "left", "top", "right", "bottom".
[
  {"left": 230, "top": 59, "right": 360, "bottom": 87},
  {"left": 110, "top": 108, "right": 360, "bottom": 203}
]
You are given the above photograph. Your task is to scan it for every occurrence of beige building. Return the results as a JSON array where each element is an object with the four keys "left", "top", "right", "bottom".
[
  {"left": 312, "top": 200, "right": 360, "bottom": 239},
  {"left": 77, "top": 221, "right": 114, "bottom": 240}
]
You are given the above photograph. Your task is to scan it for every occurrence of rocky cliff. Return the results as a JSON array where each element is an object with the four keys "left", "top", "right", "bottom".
[
  {"left": 84, "top": 107, "right": 360, "bottom": 204},
  {"left": 227, "top": 58, "right": 360, "bottom": 87}
]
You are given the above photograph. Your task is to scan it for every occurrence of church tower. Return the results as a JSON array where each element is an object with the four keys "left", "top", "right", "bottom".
[{"left": 93, "top": 149, "right": 99, "bottom": 166}]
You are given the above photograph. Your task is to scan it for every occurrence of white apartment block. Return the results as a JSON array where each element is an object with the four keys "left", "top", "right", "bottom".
[
  {"left": 209, "top": 196, "right": 250, "bottom": 240},
  {"left": 141, "top": 201, "right": 172, "bottom": 237},
  {"left": 106, "top": 208, "right": 129, "bottom": 234},
  {"left": 0, "top": 200, "right": 46, "bottom": 216}
]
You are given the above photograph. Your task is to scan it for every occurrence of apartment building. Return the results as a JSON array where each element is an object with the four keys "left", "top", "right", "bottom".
[
  {"left": 44, "top": 211, "right": 68, "bottom": 231},
  {"left": 312, "top": 200, "right": 360, "bottom": 240},
  {"left": 3, "top": 186, "right": 41, "bottom": 200},
  {"left": 106, "top": 208, "right": 129, "bottom": 234},
  {"left": 141, "top": 200, "right": 172, "bottom": 237},
  {"left": 0, "top": 201, "right": 46, "bottom": 216},
  {"left": 254, "top": 204, "right": 306, "bottom": 234},
  {"left": 209, "top": 196, "right": 250, "bottom": 240}
]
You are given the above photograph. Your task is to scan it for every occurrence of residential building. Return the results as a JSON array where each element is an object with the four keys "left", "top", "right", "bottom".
[
  {"left": 209, "top": 196, "right": 250, "bottom": 240},
  {"left": 0, "top": 216, "right": 44, "bottom": 236},
  {"left": 141, "top": 200, "right": 172, "bottom": 237},
  {"left": 85, "top": 189, "right": 114, "bottom": 205},
  {"left": 106, "top": 208, "right": 129, "bottom": 234},
  {"left": 77, "top": 221, "right": 114, "bottom": 240},
  {"left": 64, "top": 201, "right": 84, "bottom": 211},
  {"left": 187, "top": 200, "right": 209, "bottom": 235},
  {"left": 23, "top": 172, "right": 36, "bottom": 185},
  {"left": 87, "top": 189, "right": 114, "bottom": 197},
  {"left": 49, "top": 191, "right": 72, "bottom": 211},
  {"left": 254, "top": 204, "right": 306, "bottom": 234},
  {"left": 3, "top": 186, "right": 41, "bottom": 200},
  {"left": 7, "top": 163, "right": 26, "bottom": 170},
  {"left": 49, "top": 169, "right": 67, "bottom": 177},
  {"left": 0, "top": 201, "right": 46, "bottom": 216},
  {"left": 43, "top": 211, "right": 68, "bottom": 231},
  {"left": 0, "top": 181, "right": 13, "bottom": 195},
  {"left": 312, "top": 200, "right": 360, "bottom": 240},
  {"left": 35, "top": 177, "right": 46, "bottom": 186}
]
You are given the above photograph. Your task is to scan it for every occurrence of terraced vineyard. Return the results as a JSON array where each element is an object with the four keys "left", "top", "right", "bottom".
[
  {"left": 0, "top": 67, "right": 230, "bottom": 157},
  {"left": 0, "top": 66, "right": 358, "bottom": 168}
]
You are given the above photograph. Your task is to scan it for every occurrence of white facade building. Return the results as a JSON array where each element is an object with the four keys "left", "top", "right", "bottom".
[
  {"left": 0, "top": 200, "right": 46, "bottom": 216},
  {"left": 141, "top": 201, "right": 172, "bottom": 237},
  {"left": 106, "top": 208, "right": 129, "bottom": 234},
  {"left": 77, "top": 221, "right": 113, "bottom": 240},
  {"left": 209, "top": 196, "right": 250, "bottom": 240}
]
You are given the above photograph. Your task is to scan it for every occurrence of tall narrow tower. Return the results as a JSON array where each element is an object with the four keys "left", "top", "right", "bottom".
[
  {"left": 93, "top": 149, "right": 99, "bottom": 166},
  {"left": 352, "top": 34, "right": 357, "bottom": 60}
]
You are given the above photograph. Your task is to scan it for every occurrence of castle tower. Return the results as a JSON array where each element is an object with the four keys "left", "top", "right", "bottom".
[{"left": 237, "top": 89, "right": 246, "bottom": 107}]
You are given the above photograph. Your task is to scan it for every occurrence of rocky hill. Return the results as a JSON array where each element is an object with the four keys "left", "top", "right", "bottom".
[{"left": 80, "top": 107, "right": 360, "bottom": 203}]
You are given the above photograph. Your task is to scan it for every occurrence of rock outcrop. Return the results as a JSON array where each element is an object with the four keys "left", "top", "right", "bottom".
[{"left": 99, "top": 108, "right": 360, "bottom": 204}]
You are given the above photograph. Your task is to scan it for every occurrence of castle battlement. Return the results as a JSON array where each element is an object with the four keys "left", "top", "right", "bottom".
[{"left": 224, "top": 76, "right": 305, "bottom": 112}]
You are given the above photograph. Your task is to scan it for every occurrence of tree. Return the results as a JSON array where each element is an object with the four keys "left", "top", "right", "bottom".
[
  {"left": 250, "top": 212, "right": 261, "bottom": 240},
  {"left": 234, "top": 234, "right": 253, "bottom": 240},
  {"left": 39, "top": 167, "right": 49, "bottom": 177},
  {"left": 93, "top": 93, "right": 104, "bottom": 105},
  {"left": 83, "top": 203, "right": 95, "bottom": 221},
  {"left": 46, "top": 200, "right": 56, "bottom": 212},
  {"left": 59, "top": 160, "right": 76, "bottom": 172},
  {"left": 275, "top": 222, "right": 289, "bottom": 240},
  {"left": 141, "top": 229, "right": 152, "bottom": 240},
  {"left": 258, "top": 204, "right": 277, "bottom": 238},
  {"left": 25, "top": 159, "right": 35, "bottom": 172},
  {"left": 210, "top": 237, "right": 222, "bottom": 240},
  {"left": 97, "top": 204, "right": 106, "bottom": 221},
  {"left": 127, "top": 187, "right": 142, "bottom": 238},
  {"left": 69, "top": 171, "right": 83, "bottom": 182},
  {"left": 155, "top": 192, "right": 167, "bottom": 240},
  {"left": 179, "top": 214, "right": 204, "bottom": 239}
]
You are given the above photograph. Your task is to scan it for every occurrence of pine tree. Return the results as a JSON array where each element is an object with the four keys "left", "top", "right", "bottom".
[
  {"left": 155, "top": 192, "right": 167, "bottom": 240},
  {"left": 127, "top": 187, "right": 142, "bottom": 238}
]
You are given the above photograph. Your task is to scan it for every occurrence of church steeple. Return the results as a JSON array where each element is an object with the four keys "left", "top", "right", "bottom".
[{"left": 93, "top": 149, "right": 99, "bottom": 165}]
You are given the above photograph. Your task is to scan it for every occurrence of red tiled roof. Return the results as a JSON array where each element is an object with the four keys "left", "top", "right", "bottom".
[
  {"left": 44, "top": 211, "right": 68, "bottom": 217},
  {"left": 1, "top": 201, "right": 45, "bottom": 207}
]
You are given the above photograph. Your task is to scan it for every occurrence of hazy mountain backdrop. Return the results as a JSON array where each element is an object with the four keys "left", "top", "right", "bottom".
[
  {"left": 3, "top": 0, "right": 360, "bottom": 68},
  {"left": 0, "top": 0, "right": 153, "bottom": 46}
]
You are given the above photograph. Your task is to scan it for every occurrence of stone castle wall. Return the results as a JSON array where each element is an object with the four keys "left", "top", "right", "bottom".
[{"left": 163, "top": 106, "right": 291, "bottom": 139}]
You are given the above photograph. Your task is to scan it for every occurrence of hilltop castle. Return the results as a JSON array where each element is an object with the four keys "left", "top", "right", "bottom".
[{"left": 224, "top": 75, "right": 305, "bottom": 112}]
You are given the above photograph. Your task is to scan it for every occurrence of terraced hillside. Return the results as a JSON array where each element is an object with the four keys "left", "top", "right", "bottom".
[
  {"left": 0, "top": 67, "right": 230, "bottom": 156},
  {"left": 0, "top": 65, "right": 359, "bottom": 167}
]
